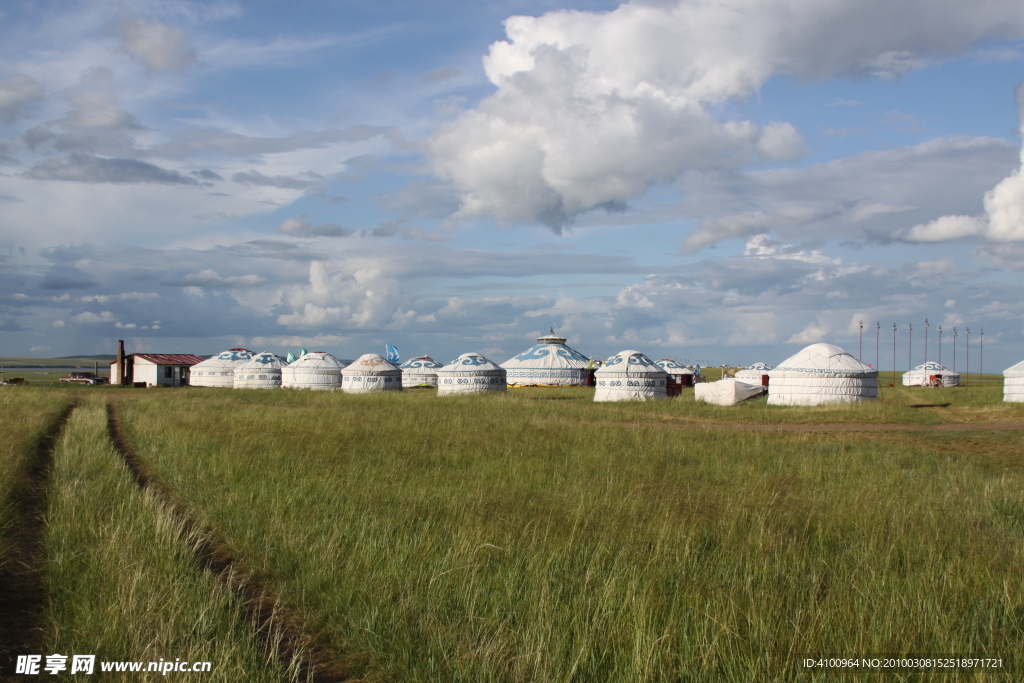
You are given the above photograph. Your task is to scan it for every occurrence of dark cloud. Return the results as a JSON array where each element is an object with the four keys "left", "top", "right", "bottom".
[
  {"left": 232, "top": 169, "right": 323, "bottom": 190},
  {"left": 157, "top": 126, "right": 388, "bottom": 159},
  {"left": 0, "top": 74, "right": 45, "bottom": 123},
  {"left": 26, "top": 154, "right": 199, "bottom": 185},
  {"left": 39, "top": 266, "right": 96, "bottom": 290},
  {"left": 192, "top": 169, "right": 224, "bottom": 181}
]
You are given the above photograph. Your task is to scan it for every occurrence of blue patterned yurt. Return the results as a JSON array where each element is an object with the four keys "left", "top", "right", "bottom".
[
  {"left": 735, "top": 362, "right": 773, "bottom": 384},
  {"left": 400, "top": 356, "right": 443, "bottom": 388},
  {"left": 501, "top": 331, "right": 590, "bottom": 386},
  {"left": 436, "top": 353, "right": 507, "bottom": 395},
  {"left": 594, "top": 350, "right": 668, "bottom": 402},
  {"left": 233, "top": 351, "right": 287, "bottom": 389},
  {"left": 902, "top": 361, "right": 959, "bottom": 387},
  {"left": 341, "top": 354, "right": 402, "bottom": 393},
  {"left": 190, "top": 348, "right": 253, "bottom": 387}
]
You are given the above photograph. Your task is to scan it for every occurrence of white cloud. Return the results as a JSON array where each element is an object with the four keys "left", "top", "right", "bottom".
[
  {"left": 787, "top": 321, "right": 830, "bottom": 344},
  {"left": 901, "top": 215, "right": 987, "bottom": 241},
  {"left": 115, "top": 15, "right": 196, "bottom": 74},
  {"left": 71, "top": 310, "right": 116, "bottom": 324},
  {"left": 163, "top": 269, "right": 267, "bottom": 287},
  {"left": 428, "top": 0, "right": 1024, "bottom": 230},
  {"left": 276, "top": 261, "right": 413, "bottom": 330}
]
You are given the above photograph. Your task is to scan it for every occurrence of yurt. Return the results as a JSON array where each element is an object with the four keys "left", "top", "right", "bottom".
[
  {"left": 655, "top": 359, "right": 695, "bottom": 387},
  {"left": 735, "top": 362, "right": 773, "bottom": 385},
  {"left": 1004, "top": 360, "right": 1024, "bottom": 402},
  {"left": 902, "top": 361, "right": 959, "bottom": 387},
  {"left": 233, "top": 351, "right": 287, "bottom": 389},
  {"left": 436, "top": 353, "right": 507, "bottom": 396},
  {"left": 767, "top": 343, "right": 877, "bottom": 406},
  {"left": 594, "top": 350, "right": 668, "bottom": 402},
  {"left": 189, "top": 348, "right": 253, "bottom": 387},
  {"left": 400, "top": 356, "right": 443, "bottom": 388},
  {"left": 340, "top": 354, "right": 402, "bottom": 393},
  {"left": 282, "top": 352, "right": 347, "bottom": 390},
  {"left": 695, "top": 378, "right": 766, "bottom": 406},
  {"left": 501, "top": 331, "right": 591, "bottom": 386}
]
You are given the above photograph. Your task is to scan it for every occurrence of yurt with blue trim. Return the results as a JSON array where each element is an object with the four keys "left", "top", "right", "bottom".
[
  {"left": 594, "top": 350, "right": 668, "bottom": 402},
  {"left": 341, "top": 354, "right": 402, "bottom": 393},
  {"left": 400, "top": 356, "right": 443, "bottom": 388},
  {"left": 735, "top": 362, "right": 773, "bottom": 385},
  {"left": 902, "top": 361, "right": 959, "bottom": 387},
  {"left": 190, "top": 348, "right": 253, "bottom": 387},
  {"left": 767, "top": 343, "right": 877, "bottom": 405},
  {"left": 282, "top": 352, "right": 348, "bottom": 390},
  {"left": 436, "top": 353, "right": 507, "bottom": 395},
  {"left": 233, "top": 351, "right": 287, "bottom": 389},
  {"left": 655, "top": 359, "right": 695, "bottom": 387},
  {"left": 501, "top": 331, "right": 590, "bottom": 386}
]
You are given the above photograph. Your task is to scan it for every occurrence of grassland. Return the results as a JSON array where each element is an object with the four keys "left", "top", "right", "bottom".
[{"left": 106, "top": 385, "right": 1024, "bottom": 682}]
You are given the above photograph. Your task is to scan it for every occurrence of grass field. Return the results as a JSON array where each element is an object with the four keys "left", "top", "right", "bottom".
[{"left": 2, "top": 382, "right": 1022, "bottom": 681}]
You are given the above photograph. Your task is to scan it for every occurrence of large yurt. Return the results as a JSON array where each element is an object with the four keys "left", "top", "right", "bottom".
[
  {"left": 501, "top": 331, "right": 591, "bottom": 386},
  {"left": 400, "top": 356, "right": 443, "bottom": 388},
  {"left": 340, "top": 354, "right": 402, "bottom": 393},
  {"left": 902, "top": 361, "right": 959, "bottom": 387},
  {"left": 233, "top": 351, "right": 287, "bottom": 389},
  {"left": 594, "top": 350, "right": 668, "bottom": 402},
  {"left": 189, "top": 348, "right": 253, "bottom": 387},
  {"left": 655, "top": 358, "right": 695, "bottom": 387},
  {"left": 735, "top": 362, "right": 773, "bottom": 385},
  {"left": 282, "top": 352, "right": 347, "bottom": 390},
  {"left": 695, "top": 378, "right": 766, "bottom": 406},
  {"left": 436, "top": 353, "right": 507, "bottom": 396},
  {"left": 767, "top": 343, "right": 878, "bottom": 406},
  {"left": 1004, "top": 360, "right": 1024, "bottom": 402}
]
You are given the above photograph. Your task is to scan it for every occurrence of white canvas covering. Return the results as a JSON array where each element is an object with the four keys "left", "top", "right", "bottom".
[
  {"left": 1004, "top": 360, "right": 1024, "bottom": 402},
  {"left": 735, "top": 362, "right": 772, "bottom": 384},
  {"left": 400, "top": 356, "right": 443, "bottom": 388},
  {"left": 436, "top": 353, "right": 507, "bottom": 395},
  {"left": 501, "top": 333, "right": 590, "bottom": 386},
  {"left": 655, "top": 359, "right": 694, "bottom": 377},
  {"left": 233, "top": 351, "right": 286, "bottom": 389},
  {"left": 594, "top": 350, "right": 668, "bottom": 402},
  {"left": 282, "top": 352, "right": 347, "bottom": 390},
  {"left": 695, "top": 378, "right": 766, "bottom": 406},
  {"left": 767, "top": 343, "right": 878, "bottom": 406},
  {"left": 190, "top": 348, "right": 253, "bottom": 387},
  {"left": 341, "top": 354, "right": 402, "bottom": 393},
  {"left": 902, "top": 361, "right": 959, "bottom": 387}
]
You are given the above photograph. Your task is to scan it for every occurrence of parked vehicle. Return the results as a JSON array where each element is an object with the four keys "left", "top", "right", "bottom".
[{"left": 60, "top": 371, "right": 108, "bottom": 385}]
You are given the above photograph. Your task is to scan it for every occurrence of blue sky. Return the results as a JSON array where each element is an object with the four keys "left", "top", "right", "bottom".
[{"left": 1, "top": 0, "right": 1023, "bottom": 372}]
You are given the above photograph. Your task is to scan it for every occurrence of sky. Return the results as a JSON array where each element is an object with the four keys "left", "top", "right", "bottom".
[{"left": 1, "top": 0, "right": 1024, "bottom": 372}]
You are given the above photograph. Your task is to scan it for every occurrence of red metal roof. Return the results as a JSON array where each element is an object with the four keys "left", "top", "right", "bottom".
[{"left": 108, "top": 353, "right": 205, "bottom": 366}]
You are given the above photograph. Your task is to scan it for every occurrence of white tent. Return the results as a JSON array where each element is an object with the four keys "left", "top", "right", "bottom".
[
  {"left": 767, "top": 343, "right": 878, "bottom": 406},
  {"left": 902, "top": 361, "right": 959, "bottom": 387},
  {"left": 594, "top": 350, "right": 668, "bottom": 402},
  {"left": 341, "top": 354, "right": 402, "bottom": 393},
  {"left": 282, "top": 352, "right": 347, "bottom": 390},
  {"left": 501, "top": 332, "right": 590, "bottom": 386},
  {"left": 735, "top": 362, "right": 772, "bottom": 385},
  {"left": 233, "top": 351, "right": 287, "bottom": 389},
  {"left": 400, "top": 356, "right": 443, "bottom": 388},
  {"left": 436, "top": 353, "right": 507, "bottom": 396},
  {"left": 695, "top": 378, "right": 766, "bottom": 406},
  {"left": 1004, "top": 360, "right": 1024, "bottom": 402},
  {"left": 190, "top": 348, "right": 253, "bottom": 387}
]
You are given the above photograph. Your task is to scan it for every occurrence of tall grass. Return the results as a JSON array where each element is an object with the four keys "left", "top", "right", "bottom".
[
  {"left": 43, "top": 399, "right": 288, "bottom": 682},
  {"left": 117, "top": 388, "right": 1024, "bottom": 681}
]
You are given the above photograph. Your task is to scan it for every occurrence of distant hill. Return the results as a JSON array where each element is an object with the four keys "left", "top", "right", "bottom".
[
  {"left": 0, "top": 356, "right": 117, "bottom": 368},
  {"left": 55, "top": 354, "right": 117, "bottom": 361}
]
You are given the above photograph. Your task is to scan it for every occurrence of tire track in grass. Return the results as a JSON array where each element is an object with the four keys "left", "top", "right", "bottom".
[
  {"left": 0, "top": 402, "right": 75, "bottom": 675},
  {"left": 105, "top": 401, "right": 352, "bottom": 683}
]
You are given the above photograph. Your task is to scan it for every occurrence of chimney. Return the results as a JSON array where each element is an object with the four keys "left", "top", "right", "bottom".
[{"left": 117, "top": 340, "right": 125, "bottom": 386}]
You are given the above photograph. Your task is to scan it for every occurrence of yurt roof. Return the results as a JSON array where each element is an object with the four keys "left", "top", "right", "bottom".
[
  {"left": 744, "top": 362, "right": 773, "bottom": 371},
  {"left": 596, "top": 350, "right": 666, "bottom": 375},
  {"left": 192, "top": 348, "right": 253, "bottom": 368},
  {"left": 656, "top": 359, "right": 694, "bottom": 374},
  {"left": 288, "top": 351, "right": 346, "bottom": 368},
  {"left": 400, "top": 356, "right": 443, "bottom": 370},
  {"left": 1004, "top": 359, "right": 1024, "bottom": 378},
  {"left": 501, "top": 334, "right": 590, "bottom": 370},
  {"left": 343, "top": 353, "right": 400, "bottom": 373},
  {"left": 438, "top": 352, "right": 504, "bottom": 373},
  {"left": 771, "top": 343, "right": 875, "bottom": 376},
  {"left": 236, "top": 351, "right": 287, "bottom": 370},
  {"left": 907, "top": 361, "right": 957, "bottom": 374}
]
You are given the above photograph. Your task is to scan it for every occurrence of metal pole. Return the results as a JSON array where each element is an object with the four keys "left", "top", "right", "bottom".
[
  {"left": 938, "top": 326, "right": 942, "bottom": 366},
  {"left": 859, "top": 320, "right": 863, "bottom": 363},
  {"left": 980, "top": 328, "right": 984, "bottom": 388},
  {"left": 908, "top": 322, "right": 913, "bottom": 375},
  {"left": 924, "top": 318, "right": 929, "bottom": 362},
  {"left": 965, "top": 327, "right": 970, "bottom": 387},
  {"left": 892, "top": 323, "right": 897, "bottom": 386},
  {"left": 875, "top": 321, "right": 880, "bottom": 371},
  {"left": 953, "top": 328, "right": 957, "bottom": 375}
]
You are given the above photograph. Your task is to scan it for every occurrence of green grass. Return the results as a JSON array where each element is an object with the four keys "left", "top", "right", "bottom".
[
  {"left": 113, "top": 387, "right": 1024, "bottom": 682},
  {"left": 42, "top": 399, "right": 288, "bottom": 682}
]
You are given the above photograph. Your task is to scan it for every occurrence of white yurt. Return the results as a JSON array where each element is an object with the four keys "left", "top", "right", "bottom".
[
  {"left": 655, "top": 359, "right": 695, "bottom": 386},
  {"left": 400, "top": 356, "right": 443, "bottom": 388},
  {"left": 340, "top": 354, "right": 402, "bottom": 393},
  {"left": 594, "top": 350, "right": 668, "bottom": 402},
  {"left": 902, "top": 361, "right": 959, "bottom": 387},
  {"left": 767, "top": 343, "right": 878, "bottom": 406},
  {"left": 233, "top": 351, "right": 287, "bottom": 389},
  {"left": 501, "top": 331, "right": 591, "bottom": 386},
  {"left": 695, "top": 378, "right": 766, "bottom": 406},
  {"left": 282, "top": 352, "right": 347, "bottom": 390},
  {"left": 189, "top": 348, "right": 254, "bottom": 387},
  {"left": 436, "top": 353, "right": 507, "bottom": 396},
  {"left": 735, "top": 362, "right": 773, "bottom": 385},
  {"left": 1004, "top": 360, "right": 1024, "bottom": 402}
]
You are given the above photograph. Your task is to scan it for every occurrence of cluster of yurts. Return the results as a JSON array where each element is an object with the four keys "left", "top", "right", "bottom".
[{"left": 188, "top": 332, "right": 1024, "bottom": 406}]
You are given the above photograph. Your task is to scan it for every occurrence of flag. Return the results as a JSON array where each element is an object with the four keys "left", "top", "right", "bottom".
[
  {"left": 299, "top": 348, "right": 308, "bottom": 357},
  {"left": 386, "top": 344, "right": 400, "bottom": 363},
  {"left": 286, "top": 351, "right": 296, "bottom": 363}
]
